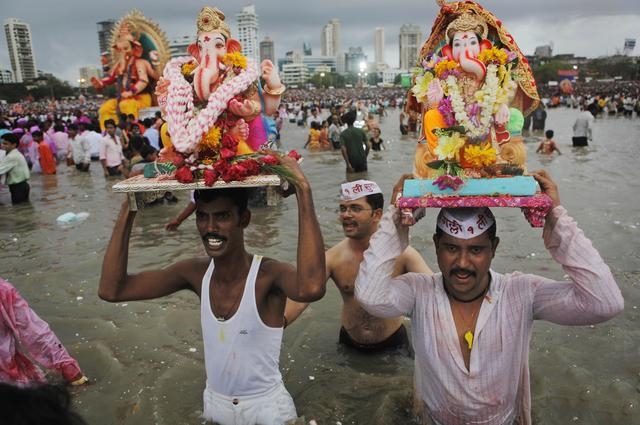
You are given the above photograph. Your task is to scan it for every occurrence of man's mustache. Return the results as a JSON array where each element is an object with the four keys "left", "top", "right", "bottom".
[
  {"left": 202, "top": 232, "right": 226, "bottom": 242},
  {"left": 450, "top": 268, "right": 475, "bottom": 277}
]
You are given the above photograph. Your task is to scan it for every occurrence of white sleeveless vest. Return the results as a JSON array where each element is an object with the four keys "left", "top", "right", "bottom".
[{"left": 201, "top": 255, "right": 284, "bottom": 396}]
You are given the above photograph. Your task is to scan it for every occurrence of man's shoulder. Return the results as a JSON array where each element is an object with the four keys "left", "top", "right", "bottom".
[
  {"left": 257, "top": 256, "right": 290, "bottom": 273},
  {"left": 172, "top": 257, "right": 211, "bottom": 284},
  {"left": 327, "top": 238, "right": 364, "bottom": 267}
]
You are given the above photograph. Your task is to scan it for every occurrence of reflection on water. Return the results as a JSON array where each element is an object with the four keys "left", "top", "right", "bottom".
[{"left": 1, "top": 108, "right": 639, "bottom": 424}]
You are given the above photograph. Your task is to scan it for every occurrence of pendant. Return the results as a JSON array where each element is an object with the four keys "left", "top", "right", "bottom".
[
  {"left": 464, "top": 330, "right": 474, "bottom": 350},
  {"left": 218, "top": 327, "right": 225, "bottom": 342}
]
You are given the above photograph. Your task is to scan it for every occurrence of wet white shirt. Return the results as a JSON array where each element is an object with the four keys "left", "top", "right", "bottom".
[{"left": 355, "top": 206, "right": 623, "bottom": 425}]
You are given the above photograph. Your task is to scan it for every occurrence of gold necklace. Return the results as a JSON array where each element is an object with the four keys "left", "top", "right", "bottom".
[{"left": 450, "top": 300, "right": 481, "bottom": 350}]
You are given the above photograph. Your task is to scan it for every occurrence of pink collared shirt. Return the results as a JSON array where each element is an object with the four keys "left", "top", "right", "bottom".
[
  {"left": 99, "top": 134, "right": 124, "bottom": 167},
  {"left": 355, "top": 206, "right": 623, "bottom": 425}
]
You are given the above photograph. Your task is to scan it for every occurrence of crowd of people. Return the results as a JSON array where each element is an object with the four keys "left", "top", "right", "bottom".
[
  {"left": 0, "top": 81, "right": 630, "bottom": 424},
  {"left": 538, "top": 80, "right": 640, "bottom": 117},
  {"left": 0, "top": 108, "right": 165, "bottom": 205}
]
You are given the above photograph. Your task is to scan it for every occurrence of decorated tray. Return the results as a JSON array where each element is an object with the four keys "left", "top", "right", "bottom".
[
  {"left": 113, "top": 174, "right": 283, "bottom": 210},
  {"left": 396, "top": 193, "right": 554, "bottom": 227}
]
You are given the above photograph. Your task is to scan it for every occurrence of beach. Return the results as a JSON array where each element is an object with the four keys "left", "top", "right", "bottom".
[{"left": 1, "top": 106, "right": 638, "bottom": 424}]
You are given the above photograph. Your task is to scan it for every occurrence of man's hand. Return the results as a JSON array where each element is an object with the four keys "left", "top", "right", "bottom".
[
  {"left": 260, "top": 149, "right": 308, "bottom": 197},
  {"left": 165, "top": 218, "right": 181, "bottom": 231},
  {"left": 391, "top": 173, "right": 415, "bottom": 206},
  {"left": 530, "top": 169, "right": 561, "bottom": 207}
]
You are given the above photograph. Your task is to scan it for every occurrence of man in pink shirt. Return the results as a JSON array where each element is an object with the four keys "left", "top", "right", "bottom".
[{"left": 355, "top": 170, "right": 624, "bottom": 425}]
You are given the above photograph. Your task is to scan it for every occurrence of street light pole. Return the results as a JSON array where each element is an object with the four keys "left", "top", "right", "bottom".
[{"left": 77, "top": 78, "right": 86, "bottom": 95}]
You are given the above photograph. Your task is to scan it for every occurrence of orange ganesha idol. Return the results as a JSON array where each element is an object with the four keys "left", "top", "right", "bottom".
[
  {"left": 408, "top": 0, "right": 539, "bottom": 180},
  {"left": 91, "top": 11, "right": 170, "bottom": 130},
  {"left": 400, "top": 1, "right": 553, "bottom": 228}
]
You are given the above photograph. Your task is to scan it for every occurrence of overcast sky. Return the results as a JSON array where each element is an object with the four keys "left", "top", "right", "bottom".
[{"left": 2, "top": 0, "right": 639, "bottom": 84}]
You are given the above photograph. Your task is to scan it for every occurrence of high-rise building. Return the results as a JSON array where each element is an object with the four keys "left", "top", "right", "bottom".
[
  {"left": 97, "top": 20, "right": 116, "bottom": 56},
  {"left": 169, "top": 35, "right": 194, "bottom": 58},
  {"left": 321, "top": 19, "right": 341, "bottom": 57},
  {"left": 236, "top": 5, "right": 259, "bottom": 68},
  {"left": 278, "top": 51, "right": 337, "bottom": 75},
  {"left": 374, "top": 27, "right": 386, "bottom": 71},
  {"left": 260, "top": 36, "right": 275, "bottom": 63},
  {"left": 399, "top": 24, "right": 422, "bottom": 71},
  {"left": 344, "top": 46, "right": 367, "bottom": 74},
  {"left": 303, "top": 42, "right": 312, "bottom": 56},
  {"left": 4, "top": 18, "right": 37, "bottom": 83},
  {"left": 534, "top": 45, "right": 553, "bottom": 58},
  {"left": 78, "top": 66, "right": 100, "bottom": 86},
  {"left": 281, "top": 62, "right": 309, "bottom": 86},
  {"left": 0, "top": 67, "right": 13, "bottom": 84}
]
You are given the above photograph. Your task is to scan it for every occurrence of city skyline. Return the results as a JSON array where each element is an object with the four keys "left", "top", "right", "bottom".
[{"left": 1, "top": 0, "right": 639, "bottom": 84}]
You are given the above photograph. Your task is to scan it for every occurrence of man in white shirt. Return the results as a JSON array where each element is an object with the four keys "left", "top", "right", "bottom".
[
  {"left": 99, "top": 119, "right": 127, "bottom": 178},
  {"left": 355, "top": 171, "right": 623, "bottom": 425},
  {"left": 572, "top": 104, "right": 595, "bottom": 146},
  {"left": 67, "top": 124, "right": 91, "bottom": 172},
  {"left": 79, "top": 122, "right": 103, "bottom": 161},
  {"left": 142, "top": 118, "right": 160, "bottom": 151}
]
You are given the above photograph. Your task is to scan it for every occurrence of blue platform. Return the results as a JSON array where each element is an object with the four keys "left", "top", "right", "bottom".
[{"left": 403, "top": 176, "right": 538, "bottom": 197}]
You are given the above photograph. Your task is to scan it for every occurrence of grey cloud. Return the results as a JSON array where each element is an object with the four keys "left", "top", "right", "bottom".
[{"left": 1, "top": 0, "right": 639, "bottom": 83}]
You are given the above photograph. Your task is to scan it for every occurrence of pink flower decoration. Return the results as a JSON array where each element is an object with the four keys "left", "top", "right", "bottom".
[{"left": 433, "top": 175, "right": 465, "bottom": 191}]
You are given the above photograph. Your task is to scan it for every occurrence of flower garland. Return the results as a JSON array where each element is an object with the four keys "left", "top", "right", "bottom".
[
  {"left": 445, "top": 63, "right": 500, "bottom": 139},
  {"left": 155, "top": 54, "right": 303, "bottom": 187},
  {"left": 163, "top": 56, "right": 258, "bottom": 156}
]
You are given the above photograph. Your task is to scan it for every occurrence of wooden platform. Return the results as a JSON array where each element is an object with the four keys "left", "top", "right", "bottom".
[
  {"left": 396, "top": 193, "right": 554, "bottom": 227},
  {"left": 112, "top": 174, "right": 283, "bottom": 210}
]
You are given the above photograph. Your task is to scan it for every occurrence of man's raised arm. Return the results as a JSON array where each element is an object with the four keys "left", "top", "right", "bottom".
[
  {"left": 99, "top": 200, "right": 191, "bottom": 302},
  {"left": 273, "top": 154, "right": 326, "bottom": 302}
]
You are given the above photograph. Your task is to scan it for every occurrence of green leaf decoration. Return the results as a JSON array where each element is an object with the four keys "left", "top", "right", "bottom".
[{"left": 427, "top": 160, "right": 445, "bottom": 170}]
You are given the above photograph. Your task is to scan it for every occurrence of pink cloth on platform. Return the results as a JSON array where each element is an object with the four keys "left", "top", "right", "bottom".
[
  {"left": 397, "top": 194, "right": 554, "bottom": 227},
  {"left": 0, "top": 278, "right": 82, "bottom": 385}
]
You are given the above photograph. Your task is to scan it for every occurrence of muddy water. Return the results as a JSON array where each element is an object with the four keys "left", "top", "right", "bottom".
[{"left": 1, "top": 107, "right": 638, "bottom": 424}]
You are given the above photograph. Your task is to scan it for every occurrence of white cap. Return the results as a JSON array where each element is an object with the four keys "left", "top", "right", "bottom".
[
  {"left": 340, "top": 180, "right": 382, "bottom": 201},
  {"left": 437, "top": 208, "right": 495, "bottom": 239}
]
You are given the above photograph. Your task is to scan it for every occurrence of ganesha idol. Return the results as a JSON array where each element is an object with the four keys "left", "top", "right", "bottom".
[
  {"left": 155, "top": 6, "right": 284, "bottom": 182},
  {"left": 408, "top": 0, "right": 539, "bottom": 181},
  {"left": 91, "top": 10, "right": 170, "bottom": 130}
]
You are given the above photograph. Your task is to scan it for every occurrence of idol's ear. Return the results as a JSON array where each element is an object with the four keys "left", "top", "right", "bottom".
[
  {"left": 132, "top": 42, "right": 143, "bottom": 58},
  {"left": 226, "top": 38, "right": 242, "bottom": 54},
  {"left": 441, "top": 45, "right": 453, "bottom": 61},
  {"left": 479, "top": 39, "right": 492, "bottom": 52},
  {"left": 187, "top": 42, "right": 200, "bottom": 62}
]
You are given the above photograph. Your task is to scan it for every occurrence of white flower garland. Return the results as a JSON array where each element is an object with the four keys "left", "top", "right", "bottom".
[
  {"left": 445, "top": 64, "right": 500, "bottom": 139},
  {"left": 163, "top": 56, "right": 259, "bottom": 155}
]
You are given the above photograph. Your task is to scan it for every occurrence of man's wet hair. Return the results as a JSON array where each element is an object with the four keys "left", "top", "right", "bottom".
[
  {"left": 364, "top": 193, "right": 384, "bottom": 210},
  {"left": 194, "top": 188, "right": 251, "bottom": 214},
  {"left": 1, "top": 133, "right": 19, "bottom": 145},
  {"left": 341, "top": 111, "right": 356, "bottom": 126}
]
